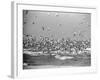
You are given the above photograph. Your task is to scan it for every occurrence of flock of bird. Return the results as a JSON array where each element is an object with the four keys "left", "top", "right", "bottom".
[{"left": 23, "top": 10, "right": 90, "bottom": 38}]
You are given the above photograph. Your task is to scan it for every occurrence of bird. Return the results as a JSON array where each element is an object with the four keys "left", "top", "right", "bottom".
[
  {"left": 42, "top": 26, "right": 45, "bottom": 31},
  {"left": 73, "top": 32, "right": 77, "bottom": 37},
  {"left": 59, "top": 24, "right": 62, "bottom": 26},
  {"left": 23, "top": 21, "right": 27, "bottom": 25},
  {"left": 32, "top": 21, "right": 35, "bottom": 24}
]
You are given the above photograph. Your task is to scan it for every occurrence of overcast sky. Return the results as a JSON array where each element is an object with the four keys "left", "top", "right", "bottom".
[{"left": 23, "top": 10, "right": 91, "bottom": 40}]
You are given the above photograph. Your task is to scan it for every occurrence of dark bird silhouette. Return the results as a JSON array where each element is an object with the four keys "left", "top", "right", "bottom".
[
  {"left": 32, "top": 21, "right": 35, "bottom": 24},
  {"left": 23, "top": 22, "right": 27, "bottom": 25},
  {"left": 73, "top": 32, "right": 77, "bottom": 37},
  {"left": 80, "top": 22, "right": 84, "bottom": 24},
  {"left": 88, "top": 25, "right": 91, "bottom": 27},
  {"left": 42, "top": 26, "right": 45, "bottom": 31},
  {"left": 59, "top": 24, "right": 62, "bottom": 26}
]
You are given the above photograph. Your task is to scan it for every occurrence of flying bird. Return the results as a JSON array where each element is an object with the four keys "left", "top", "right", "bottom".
[
  {"left": 42, "top": 26, "right": 45, "bottom": 31},
  {"left": 23, "top": 21, "right": 27, "bottom": 25},
  {"left": 59, "top": 24, "right": 62, "bottom": 26},
  {"left": 32, "top": 21, "right": 35, "bottom": 24},
  {"left": 88, "top": 24, "right": 91, "bottom": 27},
  {"left": 80, "top": 22, "right": 84, "bottom": 24},
  {"left": 73, "top": 32, "right": 77, "bottom": 37}
]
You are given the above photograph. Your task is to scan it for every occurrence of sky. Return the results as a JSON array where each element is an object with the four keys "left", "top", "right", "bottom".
[{"left": 23, "top": 10, "right": 91, "bottom": 40}]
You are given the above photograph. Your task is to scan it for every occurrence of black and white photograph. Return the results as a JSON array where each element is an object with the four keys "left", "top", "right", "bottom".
[{"left": 23, "top": 10, "right": 91, "bottom": 69}]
